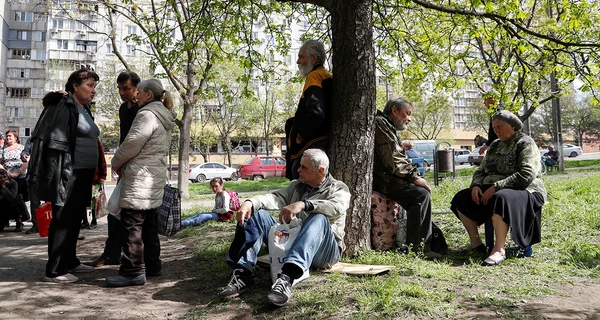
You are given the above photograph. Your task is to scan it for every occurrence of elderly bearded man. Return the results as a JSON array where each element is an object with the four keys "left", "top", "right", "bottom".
[{"left": 285, "top": 40, "right": 333, "bottom": 180}]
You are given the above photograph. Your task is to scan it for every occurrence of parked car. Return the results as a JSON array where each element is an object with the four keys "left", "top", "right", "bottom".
[
  {"left": 237, "top": 156, "right": 286, "bottom": 180},
  {"left": 413, "top": 140, "right": 436, "bottom": 167},
  {"left": 540, "top": 144, "right": 583, "bottom": 158},
  {"left": 188, "top": 162, "right": 239, "bottom": 183},
  {"left": 467, "top": 147, "right": 486, "bottom": 166},
  {"left": 454, "top": 149, "right": 471, "bottom": 165}
]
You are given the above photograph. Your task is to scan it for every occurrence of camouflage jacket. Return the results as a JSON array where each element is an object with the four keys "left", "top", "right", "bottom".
[
  {"left": 472, "top": 131, "right": 547, "bottom": 201},
  {"left": 373, "top": 110, "right": 419, "bottom": 194}
]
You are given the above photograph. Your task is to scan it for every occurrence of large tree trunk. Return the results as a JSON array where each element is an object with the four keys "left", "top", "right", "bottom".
[
  {"left": 330, "top": 0, "right": 376, "bottom": 257},
  {"left": 178, "top": 102, "right": 193, "bottom": 198}
]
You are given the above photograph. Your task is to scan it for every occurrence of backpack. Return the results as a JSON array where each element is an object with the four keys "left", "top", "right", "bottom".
[{"left": 227, "top": 190, "right": 241, "bottom": 212}]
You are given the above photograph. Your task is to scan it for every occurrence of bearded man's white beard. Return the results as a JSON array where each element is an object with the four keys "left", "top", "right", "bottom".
[{"left": 298, "top": 63, "right": 313, "bottom": 77}]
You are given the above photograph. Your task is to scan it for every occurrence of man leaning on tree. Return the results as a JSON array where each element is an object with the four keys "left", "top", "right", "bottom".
[{"left": 285, "top": 39, "right": 333, "bottom": 180}]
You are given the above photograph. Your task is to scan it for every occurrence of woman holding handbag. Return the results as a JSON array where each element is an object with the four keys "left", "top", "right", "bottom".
[{"left": 106, "top": 79, "right": 176, "bottom": 287}]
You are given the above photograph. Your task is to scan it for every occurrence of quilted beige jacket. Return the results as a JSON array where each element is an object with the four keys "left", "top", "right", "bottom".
[{"left": 111, "top": 101, "right": 176, "bottom": 210}]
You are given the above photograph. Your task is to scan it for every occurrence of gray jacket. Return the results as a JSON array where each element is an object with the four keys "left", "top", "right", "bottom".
[
  {"left": 112, "top": 101, "right": 176, "bottom": 210},
  {"left": 249, "top": 175, "right": 351, "bottom": 251}
]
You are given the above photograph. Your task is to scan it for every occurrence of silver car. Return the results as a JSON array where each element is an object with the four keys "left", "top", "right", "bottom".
[
  {"left": 188, "top": 162, "right": 239, "bottom": 183},
  {"left": 540, "top": 144, "right": 583, "bottom": 158}
]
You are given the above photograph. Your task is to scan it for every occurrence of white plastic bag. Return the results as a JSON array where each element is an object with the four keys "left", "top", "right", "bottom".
[
  {"left": 107, "top": 180, "right": 122, "bottom": 220},
  {"left": 267, "top": 218, "right": 309, "bottom": 285}
]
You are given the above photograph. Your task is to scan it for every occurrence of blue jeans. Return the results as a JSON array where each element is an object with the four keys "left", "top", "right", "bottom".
[
  {"left": 181, "top": 212, "right": 219, "bottom": 227},
  {"left": 226, "top": 209, "right": 340, "bottom": 274}
]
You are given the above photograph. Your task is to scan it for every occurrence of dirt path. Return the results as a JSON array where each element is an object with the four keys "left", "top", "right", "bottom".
[
  {"left": 2, "top": 218, "right": 600, "bottom": 319},
  {"left": 0, "top": 219, "right": 199, "bottom": 320}
]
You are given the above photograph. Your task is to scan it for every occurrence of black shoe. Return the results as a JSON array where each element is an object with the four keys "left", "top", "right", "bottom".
[
  {"left": 90, "top": 221, "right": 97, "bottom": 227},
  {"left": 146, "top": 270, "right": 162, "bottom": 277},
  {"left": 81, "top": 224, "right": 92, "bottom": 230},
  {"left": 14, "top": 222, "right": 24, "bottom": 232},
  {"left": 268, "top": 273, "right": 293, "bottom": 307},
  {"left": 218, "top": 269, "right": 255, "bottom": 298},
  {"left": 25, "top": 226, "right": 38, "bottom": 234},
  {"left": 106, "top": 274, "right": 146, "bottom": 287}
]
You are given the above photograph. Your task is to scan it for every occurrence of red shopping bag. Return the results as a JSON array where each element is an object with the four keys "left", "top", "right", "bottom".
[{"left": 35, "top": 202, "right": 52, "bottom": 237}]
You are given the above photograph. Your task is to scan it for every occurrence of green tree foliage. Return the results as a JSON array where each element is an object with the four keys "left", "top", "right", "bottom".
[
  {"left": 562, "top": 95, "right": 600, "bottom": 146},
  {"left": 375, "top": 0, "right": 600, "bottom": 117},
  {"left": 405, "top": 93, "right": 453, "bottom": 140}
]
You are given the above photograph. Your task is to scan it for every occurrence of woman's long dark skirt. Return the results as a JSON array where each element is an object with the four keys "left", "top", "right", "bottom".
[{"left": 450, "top": 185, "right": 545, "bottom": 248}]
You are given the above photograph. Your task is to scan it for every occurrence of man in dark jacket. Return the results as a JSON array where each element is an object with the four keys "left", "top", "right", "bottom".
[
  {"left": 87, "top": 71, "right": 142, "bottom": 268},
  {"left": 373, "top": 97, "right": 438, "bottom": 256},
  {"left": 285, "top": 40, "right": 333, "bottom": 180}
]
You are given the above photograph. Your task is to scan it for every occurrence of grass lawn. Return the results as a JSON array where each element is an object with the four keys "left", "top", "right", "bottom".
[{"left": 175, "top": 164, "right": 600, "bottom": 319}]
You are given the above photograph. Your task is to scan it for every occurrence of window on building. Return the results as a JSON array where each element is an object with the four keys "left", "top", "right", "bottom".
[
  {"left": 7, "top": 88, "right": 30, "bottom": 98},
  {"left": 127, "top": 25, "right": 137, "bottom": 35},
  {"left": 106, "top": 44, "right": 113, "bottom": 53},
  {"left": 34, "top": 13, "right": 47, "bottom": 22},
  {"left": 31, "top": 88, "right": 45, "bottom": 98},
  {"left": 34, "top": 50, "right": 46, "bottom": 60},
  {"left": 10, "top": 68, "right": 30, "bottom": 78},
  {"left": 76, "top": 40, "right": 98, "bottom": 52},
  {"left": 52, "top": 19, "right": 64, "bottom": 29},
  {"left": 11, "top": 107, "right": 25, "bottom": 117},
  {"left": 12, "top": 49, "right": 31, "bottom": 59},
  {"left": 127, "top": 45, "right": 136, "bottom": 55},
  {"left": 35, "top": 31, "right": 46, "bottom": 41},
  {"left": 57, "top": 40, "right": 69, "bottom": 49},
  {"left": 15, "top": 12, "right": 33, "bottom": 22},
  {"left": 17, "top": 31, "right": 29, "bottom": 40}
]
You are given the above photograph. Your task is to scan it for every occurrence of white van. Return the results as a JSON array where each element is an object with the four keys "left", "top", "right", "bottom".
[{"left": 413, "top": 140, "right": 436, "bottom": 167}]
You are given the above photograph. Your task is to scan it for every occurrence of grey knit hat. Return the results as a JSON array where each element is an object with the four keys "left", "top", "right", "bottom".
[{"left": 492, "top": 110, "right": 523, "bottom": 131}]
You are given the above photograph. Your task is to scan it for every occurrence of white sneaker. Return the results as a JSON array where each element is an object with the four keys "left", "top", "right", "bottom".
[
  {"left": 45, "top": 273, "right": 79, "bottom": 283},
  {"left": 69, "top": 264, "right": 95, "bottom": 273}
]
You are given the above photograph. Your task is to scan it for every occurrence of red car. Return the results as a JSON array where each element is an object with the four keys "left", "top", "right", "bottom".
[{"left": 238, "top": 156, "right": 286, "bottom": 180}]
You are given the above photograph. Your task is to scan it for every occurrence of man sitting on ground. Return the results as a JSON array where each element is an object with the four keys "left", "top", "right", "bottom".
[{"left": 219, "top": 149, "right": 350, "bottom": 306}]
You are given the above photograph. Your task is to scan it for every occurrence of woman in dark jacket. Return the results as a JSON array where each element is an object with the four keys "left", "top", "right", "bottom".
[{"left": 28, "top": 68, "right": 101, "bottom": 283}]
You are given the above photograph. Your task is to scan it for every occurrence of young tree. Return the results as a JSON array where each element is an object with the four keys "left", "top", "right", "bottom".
[{"left": 563, "top": 96, "right": 600, "bottom": 147}]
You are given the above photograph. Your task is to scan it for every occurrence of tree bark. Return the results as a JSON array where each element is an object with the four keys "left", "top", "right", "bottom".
[
  {"left": 329, "top": 0, "right": 376, "bottom": 257},
  {"left": 178, "top": 102, "right": 193, "bottom": 198}
]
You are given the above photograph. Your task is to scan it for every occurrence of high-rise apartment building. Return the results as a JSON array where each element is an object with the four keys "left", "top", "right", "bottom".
[{"left": 1, "top": 0, "right": 50, "bottom": 139}]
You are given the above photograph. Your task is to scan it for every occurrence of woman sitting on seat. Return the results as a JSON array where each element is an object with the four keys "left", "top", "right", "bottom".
[{"left": 450, "top": 110, "right": 547, "bottom": 266}]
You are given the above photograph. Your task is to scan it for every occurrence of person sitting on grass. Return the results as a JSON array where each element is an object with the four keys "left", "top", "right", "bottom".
[
  {"left": 218, "top": 148, "right": 350, "bottom": 307},
  {"left": 181, "top": 177, "right": 234, "bottom": 227}
]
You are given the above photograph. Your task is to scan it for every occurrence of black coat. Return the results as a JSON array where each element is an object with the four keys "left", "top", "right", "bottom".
[{"left": 27, "top": 93, "right": 90, "bottom": 206}]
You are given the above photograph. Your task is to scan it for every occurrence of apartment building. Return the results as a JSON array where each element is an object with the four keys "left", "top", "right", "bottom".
[{"left": 1, "top": 0, "right": 49, "bottom": 139}]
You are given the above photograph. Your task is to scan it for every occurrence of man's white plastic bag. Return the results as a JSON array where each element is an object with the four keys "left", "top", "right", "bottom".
[
  {"left": 268, "top": 218, "right": 309, "bottom": 285},
  {"left": 107, "top": 180, "right": 122, "bottom": 219}
]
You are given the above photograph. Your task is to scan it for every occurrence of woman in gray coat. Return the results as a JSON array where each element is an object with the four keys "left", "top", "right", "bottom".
[{"left": 106, "top": 79, "right": 176, "bottom": 287}]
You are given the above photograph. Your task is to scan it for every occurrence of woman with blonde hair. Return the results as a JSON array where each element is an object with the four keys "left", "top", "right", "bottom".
[{"left": 106, "top": 79, "right": 176, "bottom": 287}]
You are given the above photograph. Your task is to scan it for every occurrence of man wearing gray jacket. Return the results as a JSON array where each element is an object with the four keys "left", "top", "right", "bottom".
[{"left": 219, "top": 149, "right": 350, "bottom": 307}]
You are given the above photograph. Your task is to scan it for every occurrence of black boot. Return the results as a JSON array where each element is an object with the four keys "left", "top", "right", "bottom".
[{"left": 15, "top": 222, "right": 23, "bottom": 232}]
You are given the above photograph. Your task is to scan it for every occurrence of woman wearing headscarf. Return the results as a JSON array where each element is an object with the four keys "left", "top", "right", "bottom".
[
  {"left": 106, "top": 79, "right": 176, "bottom": 287},
  {"left": 450, "top": 110, "right": 547, "bottom": 266},
  {"left": 28, "top": 68, "right": 100, "bottom": 282}
]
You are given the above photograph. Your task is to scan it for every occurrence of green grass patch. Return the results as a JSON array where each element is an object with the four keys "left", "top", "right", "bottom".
[
  {"left": 181, "top": 171, "right": 600, "bottom": 319},
  {"left": 187, "top": 177, "right": 290, "bottom": 199}
]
